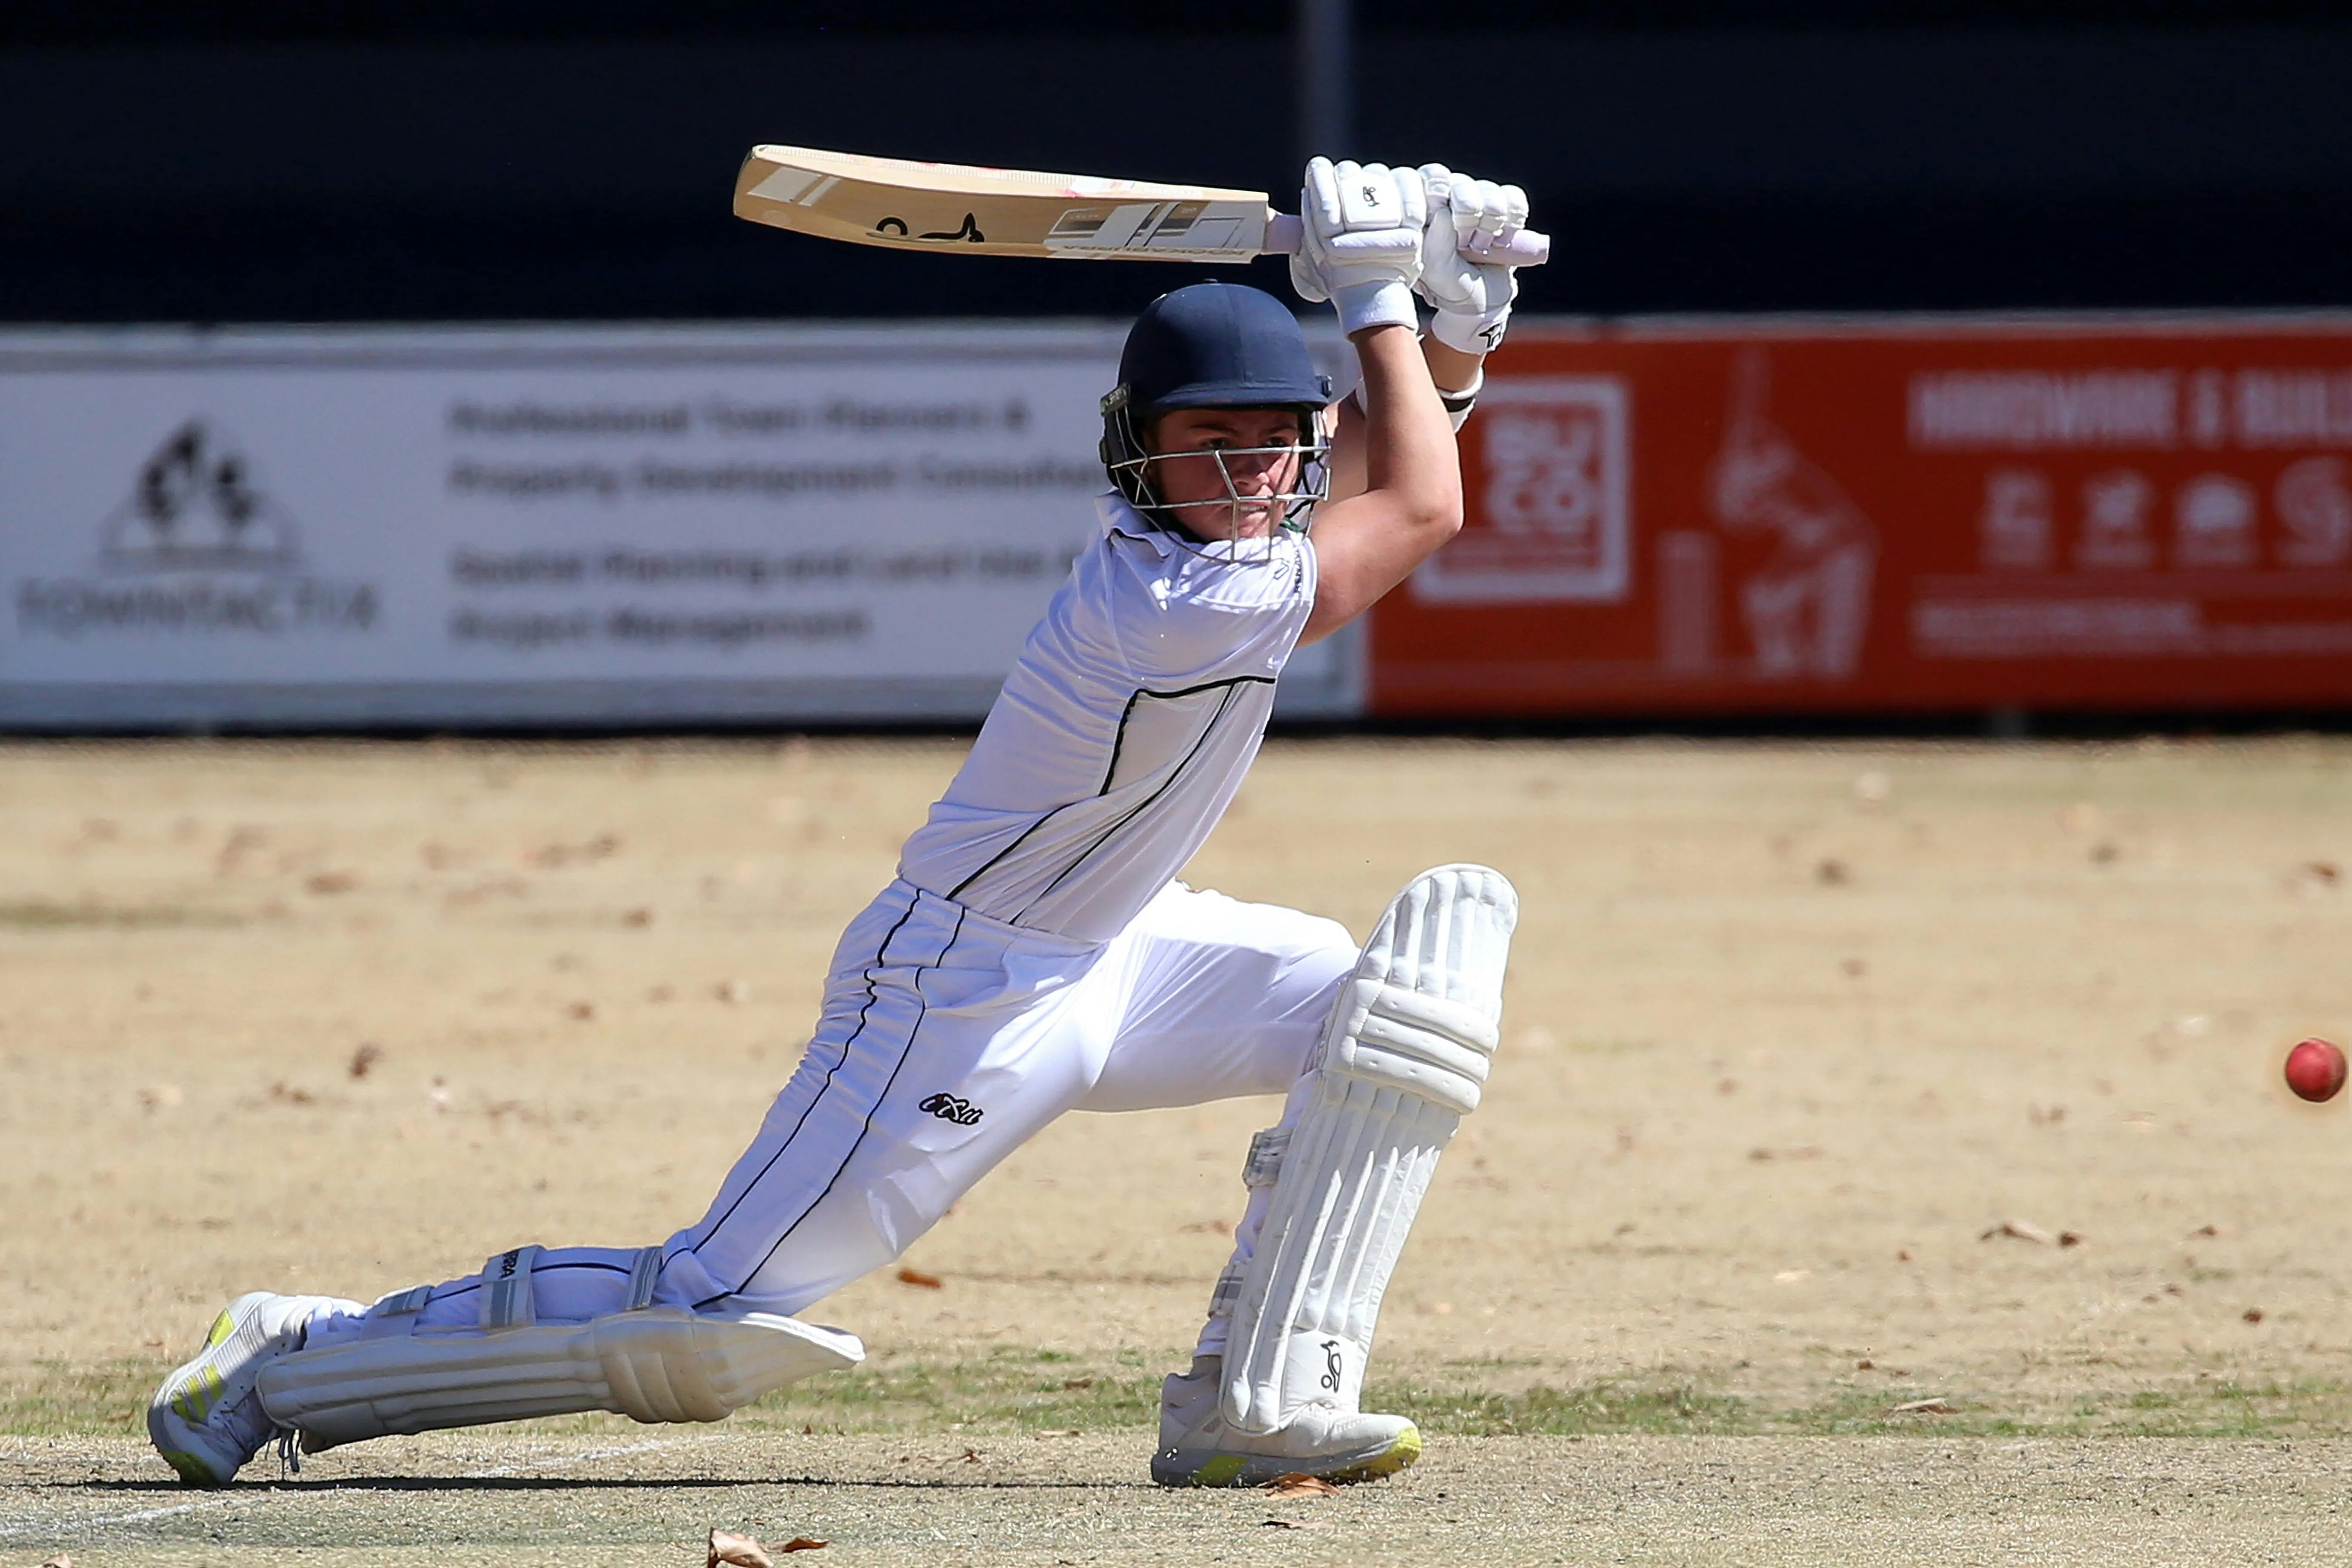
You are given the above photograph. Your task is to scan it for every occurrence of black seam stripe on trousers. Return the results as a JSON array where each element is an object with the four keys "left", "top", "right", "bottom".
[
  {"left": 730, "top": 903, "right": 969, "bottom": 1295},
  {"left": 672, "top": 885, "right": 920, "bottom": 1272},
  {"left": 687, "top": 895, "right": 968, "bottom": 1307}
]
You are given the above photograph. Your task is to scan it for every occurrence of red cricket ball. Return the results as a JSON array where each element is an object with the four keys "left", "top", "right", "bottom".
[{"left": 2284, "top": 1037, "right": 2348, "bottom": 1103}]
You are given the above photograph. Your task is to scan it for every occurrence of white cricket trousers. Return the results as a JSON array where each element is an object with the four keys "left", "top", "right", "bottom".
[{"left": 312, "top": 879, "right": 1355, "bottom": 1354}]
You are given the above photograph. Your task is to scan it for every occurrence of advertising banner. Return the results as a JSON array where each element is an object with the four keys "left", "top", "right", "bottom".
[
  {"left": 1375, "top": 316, "right": 2352, "bottom": 716},
  {"left": 0, "top": 325, "right": 1363, "bottom": 728}
]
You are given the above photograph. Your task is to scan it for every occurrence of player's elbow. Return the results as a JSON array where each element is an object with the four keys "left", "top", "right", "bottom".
[{"left": 1413, "top": 492, "right": 1464, "bottom": 546}]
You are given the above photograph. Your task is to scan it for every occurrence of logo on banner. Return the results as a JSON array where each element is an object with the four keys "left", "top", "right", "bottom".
[
  {"left": 102, "top": 420, "right": 301, "bottom": 571},
  {"left": 1698, "top": 350, "right": 1877, "bottom": 681},
  {"left": 17, "top": 421, "right": 380, "bottom": 638},
  {"left": 1413, "top": 376, "right": 1630, "bottom": 604}
]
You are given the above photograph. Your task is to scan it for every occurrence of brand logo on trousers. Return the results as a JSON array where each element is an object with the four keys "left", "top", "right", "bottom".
[{"left": 919, "top": 1092, "right": 983, "bottom": 1125}]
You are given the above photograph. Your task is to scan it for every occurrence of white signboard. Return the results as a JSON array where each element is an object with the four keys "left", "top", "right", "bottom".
[{"left": 0, "top": 325, "right": 1363, "bottom": 728}]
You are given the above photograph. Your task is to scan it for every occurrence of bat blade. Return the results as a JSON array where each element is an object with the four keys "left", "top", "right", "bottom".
[
  {"left": 733, "top": 145, "right": 1275, "bottom": 264},
  {"left": 733, "top": 144, "right": 1552, "bottom": 268}
]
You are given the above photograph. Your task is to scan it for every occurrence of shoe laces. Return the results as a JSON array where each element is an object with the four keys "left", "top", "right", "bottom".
[{"left": 273, "top": 1424, "right": 304, "bottom": 1476}]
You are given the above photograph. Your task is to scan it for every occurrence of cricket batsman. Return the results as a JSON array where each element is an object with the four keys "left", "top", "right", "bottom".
[{"left": 147, "top": 158, "right": 1530, "bottom": 1489}]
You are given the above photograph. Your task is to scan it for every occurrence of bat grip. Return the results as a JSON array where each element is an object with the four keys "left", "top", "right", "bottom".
[{"left": 1263, "top": 212, "right": 1549, "bottom": 267}]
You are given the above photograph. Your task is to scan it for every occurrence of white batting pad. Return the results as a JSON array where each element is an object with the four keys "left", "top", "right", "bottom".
[
  {"left": 1220, "top": 864, "right": 1516, "bottom": 1436},
  {"left": 258, "top": 1305, "right": 863, "bottom": 1449}
]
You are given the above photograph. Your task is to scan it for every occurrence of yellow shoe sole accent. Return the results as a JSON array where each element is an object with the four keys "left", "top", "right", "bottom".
[
  {"left": 1177, "top": 1422, "right": 1421, "bottom": 1488},
  {"left": 169, "top": 1366, "right": 224, "bottom": 1427},
  {"left": 1194, "top": 1454, "right": 1246, "bottom": 1487},
  {"left": 157, "top": 1448, "right": 225, "bottom": 1488},
  {"left": 205, "top": 1310, "right": 237, "bottom": 1350},
  {"left": 1320, "top": 1422, "right": 1421, "bottom": 1484}
]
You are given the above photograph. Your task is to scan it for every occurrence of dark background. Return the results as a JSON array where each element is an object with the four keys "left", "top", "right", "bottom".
[{"left": 7, "top": 1, "right": 2352, "bottom": 324}]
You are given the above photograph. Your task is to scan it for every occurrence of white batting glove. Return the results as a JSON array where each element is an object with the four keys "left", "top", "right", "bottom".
[
  {"left": 1289, "top": 158, "right": 1427, "bottom": 337},
  {"left": 1416, "top": 164, "right": 1528, "bottom": 355}
]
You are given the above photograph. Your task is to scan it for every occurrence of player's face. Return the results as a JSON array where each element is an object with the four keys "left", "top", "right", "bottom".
[{"left": 1144, "top": 408, "right": 1307, "bottom": 543}]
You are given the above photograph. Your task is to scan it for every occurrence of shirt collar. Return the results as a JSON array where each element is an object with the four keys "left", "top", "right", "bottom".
[{"left": 1096, "top": 491, "right": 1176, "bottom": 556}]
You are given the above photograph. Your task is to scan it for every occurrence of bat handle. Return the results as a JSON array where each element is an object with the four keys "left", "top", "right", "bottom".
[{"left": 1263, "top": 212, "right": 1549, "bottom": 267}]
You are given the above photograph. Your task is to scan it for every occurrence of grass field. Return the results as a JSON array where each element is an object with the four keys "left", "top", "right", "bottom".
[{"left": 3, "top": 734, "right": 2351, "bottom": 1560}]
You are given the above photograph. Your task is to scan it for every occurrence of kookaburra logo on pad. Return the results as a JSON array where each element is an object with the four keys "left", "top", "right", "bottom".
[{"left": 918, "top": 1092, "right": 983, "bottom": 1125}]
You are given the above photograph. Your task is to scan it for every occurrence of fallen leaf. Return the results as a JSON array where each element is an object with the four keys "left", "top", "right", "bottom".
[
  {"left": 2305, "top": 860, "right": 2341, "bottom": 885},
  {"left": 1264, "top": 1473, "right": 1340, "bottom": 1498},
  {"left": 347, "top": 1043, "right": 383, "bottom": 1079},
  {"left": 708, "top": 1530, "right": 773, "bottom": 1568},
  {"left": 622, "top": 906, "right": 654, "bottom": 927},
  {"left": 1890, "top": 1397, "right": 1953, "bottom": 1415},
  {"left": 2187, "top": 1224, "right": 2219, "bottom": 1239},
  {"left": 1856, "top": 1359, "right": 1874, "bottom": 1369},
  {"left": 2058, "top": 1230, "right": 2085, "bottom": 1248},
  {"left": 1981, "top": 1219, "right": 2057, "bottom": 1246},
  {"left": 566, "top": 1001, "right": 595, "bottom": 1021},
  {"left": 1261, "top": 1518, "right": 1329, "bottom": 1531},
  {"left": 2244, "top": 1308, "right": 2265, "bottom": 1324},
  {"left": 896, "top": 1267, "right": 943, "bottom": 1289},
  {"left": 1815, "top": 858, "right": 1851, "bottom": 886},
  {"left": 305, "top": 870, "right": 357, "bottom": 895},
  {"left": 778, "top": 1540, "right": 828, "bottom": 1554}
]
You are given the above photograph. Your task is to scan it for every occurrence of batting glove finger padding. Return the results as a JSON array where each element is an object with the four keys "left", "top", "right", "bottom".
[
  {"left": 1296, "top": 157, "right": 1427, "bottom": 336},
  {"left": 1416, "top": 163, "right": 1526, "bottom": 356}
]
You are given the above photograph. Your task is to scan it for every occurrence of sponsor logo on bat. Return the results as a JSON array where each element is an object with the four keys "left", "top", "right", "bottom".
[{"left": 919, "top": 214, "right": 986, "bottom": 243}]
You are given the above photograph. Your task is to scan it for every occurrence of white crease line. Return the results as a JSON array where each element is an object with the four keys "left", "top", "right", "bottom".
[{"left": 0, "top": 1435, "right": 689, "bottom": 1541}]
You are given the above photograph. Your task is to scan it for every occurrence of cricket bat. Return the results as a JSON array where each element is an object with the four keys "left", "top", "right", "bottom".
[{"left": 734, "top": 144, "right": 1550, "bottom": 267}]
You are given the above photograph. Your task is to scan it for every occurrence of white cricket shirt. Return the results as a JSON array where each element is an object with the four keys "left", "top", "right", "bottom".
[{"left": 896, "top": 493, "right": 1314, "bottom": 942}]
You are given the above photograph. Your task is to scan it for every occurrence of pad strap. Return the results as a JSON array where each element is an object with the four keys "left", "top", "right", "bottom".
[
  {"left": 1241, "top": 1127, "right": 1288, "bottom": 1189},
  {"left": 625, "top": 1246, "right": 664, "bottom": 1312},
  {"left": 479, "top": 1246, "right": 542, "bottom": 1330},
  {"left": 355, "top": 1285, "right": 433, "bottom": 1341}
]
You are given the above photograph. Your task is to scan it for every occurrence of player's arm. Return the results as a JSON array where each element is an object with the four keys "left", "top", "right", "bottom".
[
  {"left": 1300, "top": 325, "right": 1461, "bottom": 644},
  {"left": 1309, "top": 163, "right": 1531, "bottom": 637},
  {"left": 1322, "top": 336, "right": 1485, "bottom": 505}
]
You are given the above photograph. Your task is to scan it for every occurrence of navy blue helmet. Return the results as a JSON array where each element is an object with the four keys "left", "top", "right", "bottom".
[{"left": 1099, "top": 283, "right": 1333, "bottom": 538}]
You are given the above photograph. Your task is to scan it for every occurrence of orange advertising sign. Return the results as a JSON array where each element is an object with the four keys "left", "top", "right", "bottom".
[{"left": 1372, "top": 317, "right": 2352, "bottom": 716}]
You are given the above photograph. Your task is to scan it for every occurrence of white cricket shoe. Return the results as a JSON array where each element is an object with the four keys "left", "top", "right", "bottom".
[
  {"left": 1149, "top": 1354, "right": 1421, "bottom": 1488},
  {"left": 147, "top": 1292, "right": 351, "bottom": 1486}
]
